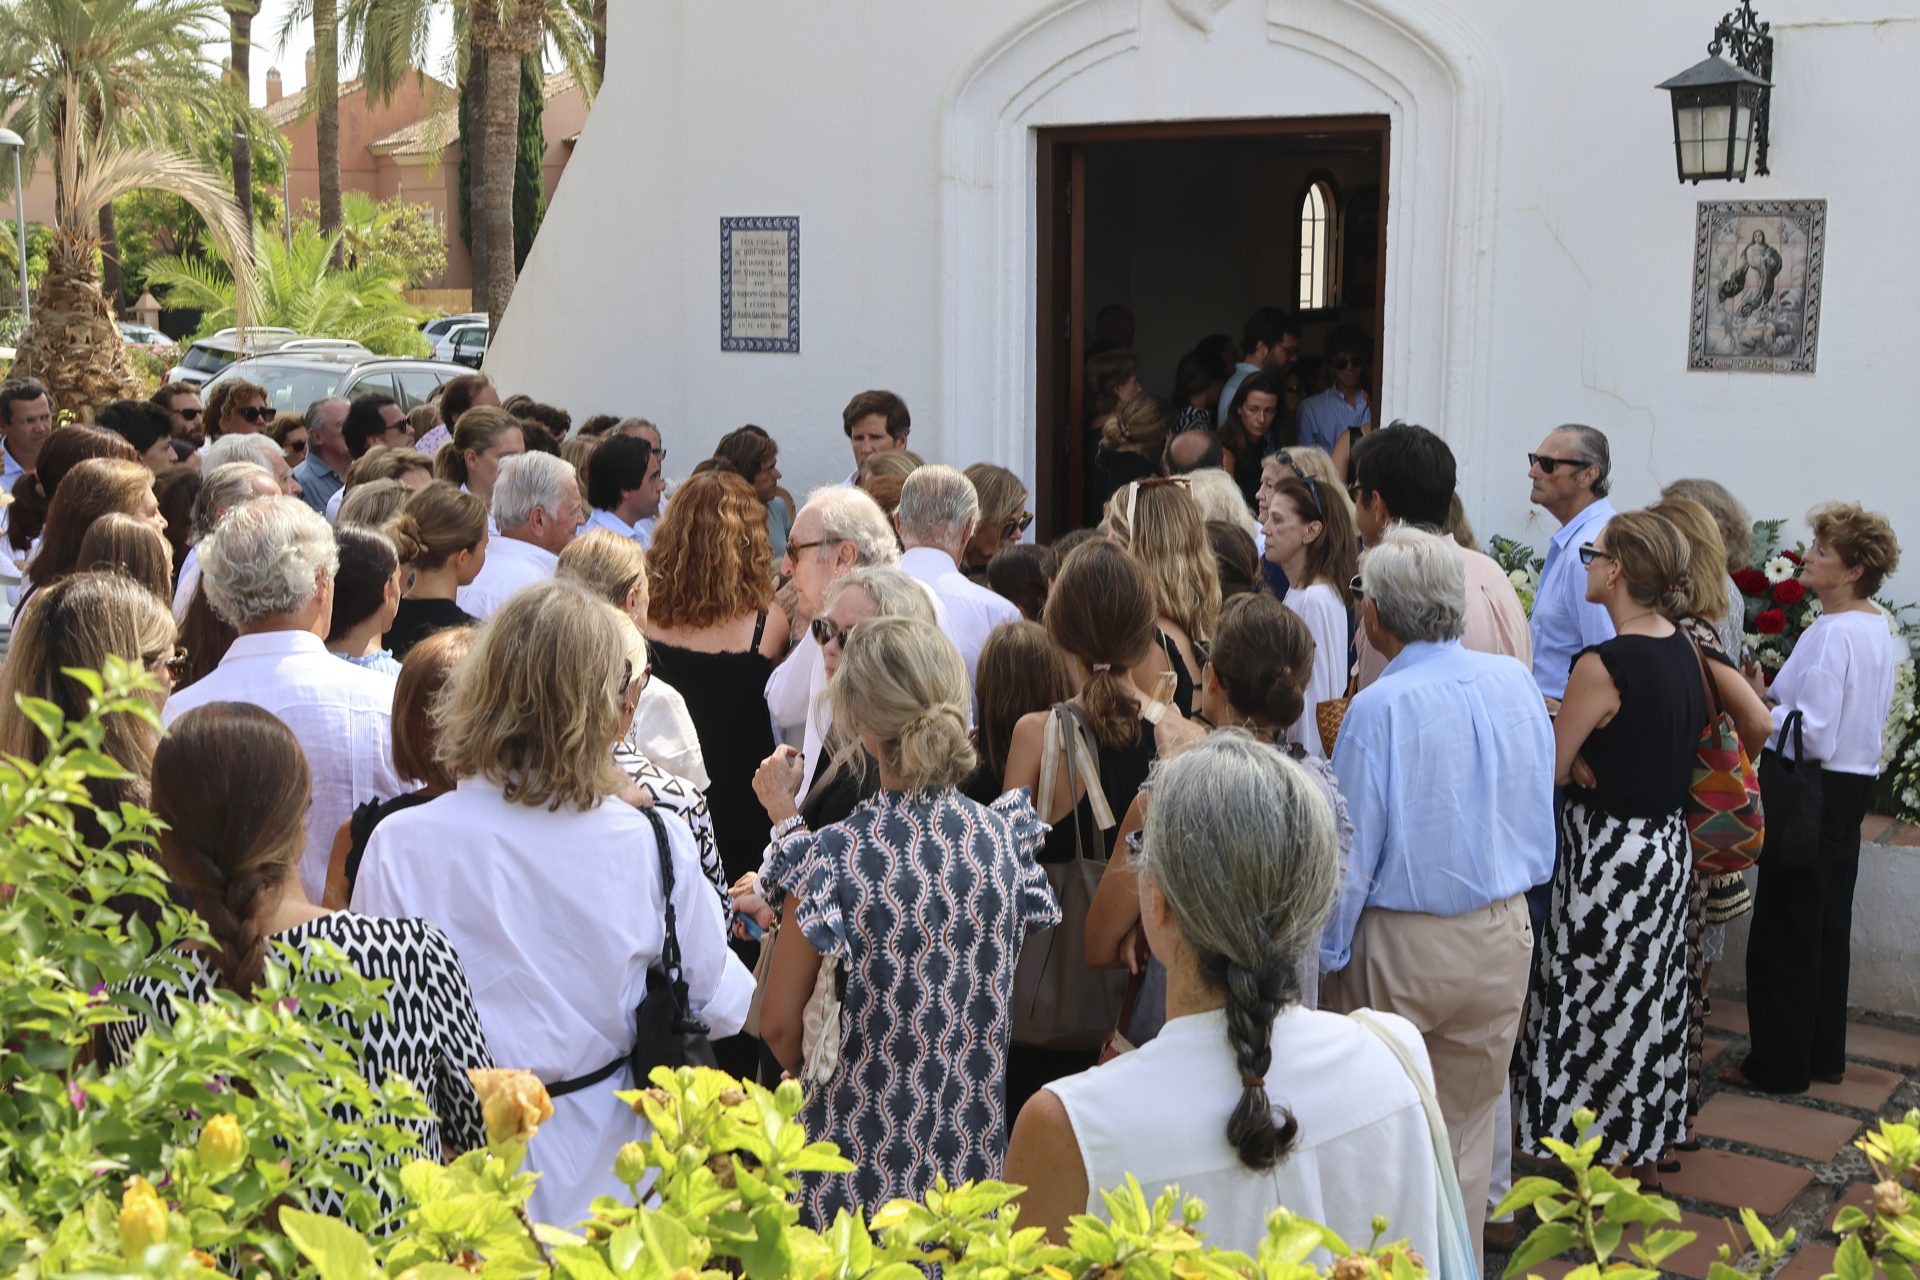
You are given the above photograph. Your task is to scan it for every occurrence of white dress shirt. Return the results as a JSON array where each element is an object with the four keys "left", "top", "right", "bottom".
[
  {"left": 581, "top": 506, "right": 650, "bottom": 549},
  {"left": 627, "top": 676, "right": 709, "bottom": 791},
  {"left": 162, "top": 630, "right": 404, "bottom": 901},
  {"left": 352, "top": 778, "right": 755, "bottom": 1226},
  {"left": 171, "top": 546, "right": 202, "bottom": 624},
  {"left": 765, "top": 632, "right": 832, "bottom": 797},
  {"left": 1048, "top": 1006, "right": 1440, "bottom": 1261},
  {"left": 1282, "top": 581, "right": 1350, "bottom": 759},
  {"left": 324, "top": 486, "right": 345, "bottom": 524},
  {"left": 898, "top": 545, "right": 1022, "bottom": 688},
  {"left": 455, "top": 534, "right": 558, "bottom": 620}
]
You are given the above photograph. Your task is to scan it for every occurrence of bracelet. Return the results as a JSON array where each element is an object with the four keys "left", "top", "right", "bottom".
[{"left": 770, "top": 813, "right": 808, "bottom": 840}]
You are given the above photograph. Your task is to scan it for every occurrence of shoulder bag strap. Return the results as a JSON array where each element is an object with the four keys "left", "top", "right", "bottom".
[
  {"left": 1685, "top": 631, "right": 1724, "bottom": 731},
  {"left": 1057, "top": 701, "right": 1116, "bottom": 859}
]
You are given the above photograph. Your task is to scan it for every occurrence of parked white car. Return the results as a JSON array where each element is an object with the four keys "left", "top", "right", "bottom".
[{"left": 433, "top": 322, "right": 488, "bottom": 368}]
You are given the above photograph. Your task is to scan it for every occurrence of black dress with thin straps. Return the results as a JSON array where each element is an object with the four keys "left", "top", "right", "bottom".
[{"left": 648, "top": 612, "right": 777, "bottom": 883}]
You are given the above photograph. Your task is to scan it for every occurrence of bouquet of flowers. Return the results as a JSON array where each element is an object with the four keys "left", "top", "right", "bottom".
[
  {"left": 1487, "top": 534, "right": 1544, "bottom": 615},
  {"left": 1734, "top": 519, "right": 1821, "bottom": 678}
]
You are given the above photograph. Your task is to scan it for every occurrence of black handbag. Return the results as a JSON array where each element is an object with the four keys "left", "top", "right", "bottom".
[
  {"left": 1756, "top": 709, "right": 1824, "bottom": 874},
  {"left": 549, "top": 807, "right": 717, "bottom": 1099}
]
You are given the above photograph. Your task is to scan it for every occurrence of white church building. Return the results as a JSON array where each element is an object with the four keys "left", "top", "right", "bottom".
[{"left": 489, "top": 0, "right": 1919, "bottom": 583}]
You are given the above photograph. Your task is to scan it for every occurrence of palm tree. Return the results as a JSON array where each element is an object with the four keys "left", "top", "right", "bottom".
[
  {"left": 230, "top": 0, "right": 259, "bottom": 230},
  {"left": 0, "top": 0, "right": 257, "bottom": 413},
  {"left": 339, "top": 0, "right": 598, "bottom": 326},
  {"left": 314, "top": 0, "right": 342, "bottom": 256},
  {"left": 149, "top": 222, "right": 427, "bottom": 356}
]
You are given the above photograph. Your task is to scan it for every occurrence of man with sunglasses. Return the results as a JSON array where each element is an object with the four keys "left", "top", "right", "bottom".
[
  {"left": 1526, "top": 424, "right": 1617, "bottom": 707},
  {"left": 1295, "top": 324, "right": 1374, "bottom": 453},
  {"left": 153, "top": 383, "right": 206, "bottom": 447}
]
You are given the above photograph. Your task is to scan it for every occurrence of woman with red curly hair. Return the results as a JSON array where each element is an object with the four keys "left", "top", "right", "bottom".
[{"left": 646, "top": 470, "right": 791, "bottom": 885}]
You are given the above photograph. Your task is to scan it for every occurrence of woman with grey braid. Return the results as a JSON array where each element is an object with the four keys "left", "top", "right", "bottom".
[{"left": 1005, "top": 734, "right": 1442, "bottom": 1257}]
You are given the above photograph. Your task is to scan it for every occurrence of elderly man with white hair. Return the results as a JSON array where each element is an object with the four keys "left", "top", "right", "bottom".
[
  {"left": 1318, "top": 526, "right": 1554, "bottom": 1265},
  {"left": 895, "top": 464, "right": 1020, "bottom": 686},
  {"left": 764, "top": 484, "right": 936, "bottom": 795},
  {"left": 171, "top": 461, "right": 283, "bottom": 622},
  {"left": 456, "top": 451, "right": 583, "bottom": 619},
  {"left": 162, "top": 497, "right": 405, "bottom": 902},
  {"left": 204, "top": 431, "right": 300, "bottom": 497}
]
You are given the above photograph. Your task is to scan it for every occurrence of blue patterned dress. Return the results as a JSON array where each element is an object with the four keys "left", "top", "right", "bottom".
[{"left": 765, "top": 787, "right": 1060, "bottom": 1225}]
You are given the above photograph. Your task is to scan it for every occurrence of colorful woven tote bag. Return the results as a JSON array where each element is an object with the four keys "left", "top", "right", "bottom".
[{"left": 1684, "top": 635, "right": 1764, "bottom": 873}]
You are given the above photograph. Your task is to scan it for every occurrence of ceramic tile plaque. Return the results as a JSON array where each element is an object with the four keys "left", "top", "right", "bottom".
[{"left": 721, "top": 216, "right": 800, "bottom": 353}]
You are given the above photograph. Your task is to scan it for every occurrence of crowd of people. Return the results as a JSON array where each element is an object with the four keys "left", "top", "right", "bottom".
[{"left": 0, "top": 301, "right": 1905, "bottom": 1257}]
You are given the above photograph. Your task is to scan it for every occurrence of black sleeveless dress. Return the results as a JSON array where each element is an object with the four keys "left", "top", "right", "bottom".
[{"left": 648, "top": 612, "right": 777, "bottom": 884}]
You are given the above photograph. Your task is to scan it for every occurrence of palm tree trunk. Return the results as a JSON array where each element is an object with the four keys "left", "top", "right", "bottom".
[
  {"left": 10, "top": 228, "right": 140, "bottom": 416},
  {"left": 314, "top": 0, "right": 343, "bottom": 266},
  {"left": 230, "top": 0, "right": 258, "bottom": 230},
  {"left": 473, "top": 9, "right": 536, "bottom": 327},
  {"left": 98, "top": 203, "right": 121, "bottom": 308}
]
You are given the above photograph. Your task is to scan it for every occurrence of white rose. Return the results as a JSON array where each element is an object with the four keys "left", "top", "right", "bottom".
[
  {"left": 1764, "top": 556, "right": 1795, "bottom": 584},
  {"left": 1509, "top": 568, "right": 1530, "bottom": 590}
]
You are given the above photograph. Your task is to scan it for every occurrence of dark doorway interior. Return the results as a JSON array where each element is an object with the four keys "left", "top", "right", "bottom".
[{"left": 1035, "top": 117, "right": 1389, "bottom": 537}]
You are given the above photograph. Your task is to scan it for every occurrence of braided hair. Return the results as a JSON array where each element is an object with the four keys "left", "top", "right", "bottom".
[
  {"left": 1135, "top": 734, "right": 1341, "bottom": 1170},
  {"left": 150, "top": 703, "right": 312, "bottom": 996}
]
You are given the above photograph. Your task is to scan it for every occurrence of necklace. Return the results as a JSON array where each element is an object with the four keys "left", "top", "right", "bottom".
[{"left": 1615, "top": 609, "right": 1663, "bottom": 631}]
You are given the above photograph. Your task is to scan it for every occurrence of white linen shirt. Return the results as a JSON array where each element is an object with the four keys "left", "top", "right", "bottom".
[
  {"left": 162, "top": 630, "right": 403, "bottom": 901},
  {"left": 1282, "top": 581, "right": 1350, "bottom": 759},
  {"left": 628, "top": 676, "right": 709, "bottom": 791},
  {"left": 581, "top": 506, "right": 649, "bottom": 549},
  {"left": 899, "top": 545, "right": 1022, "bottom": 688},
  {"left": 352, "top": 779, "right": 755, "bottom": 1226},
  {"left": 171, "top": 546, "right": 202, "bottom": 624},
  {"left": 1048, "top": 1006, "right": 1440, "bottom": 1261},
  {"left": 455, "top": 534, "right": 558, "bottom": 620},
  {"left": 1766, "top": 609, "right": 1901, "bottom": 775}
]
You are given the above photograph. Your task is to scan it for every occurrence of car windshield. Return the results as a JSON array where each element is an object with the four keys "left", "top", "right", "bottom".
[
  {"left": 181, "top": 345, "right": 236, "bottom": 374},
  {"left": 226, "top": 364, "right": 344, "bottom": 415}
]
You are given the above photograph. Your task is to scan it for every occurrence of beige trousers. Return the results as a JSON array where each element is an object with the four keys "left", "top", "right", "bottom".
[{"left": 1323, "top": 894, "right": 1533, "bottom": 1269}]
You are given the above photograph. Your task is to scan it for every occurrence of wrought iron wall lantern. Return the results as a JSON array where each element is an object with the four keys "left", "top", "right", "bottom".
[{"left": 1657, "top": 0, "right": 1774, "bottom": 183}]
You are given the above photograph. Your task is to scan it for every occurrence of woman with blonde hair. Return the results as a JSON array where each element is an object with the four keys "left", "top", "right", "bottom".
[
  {"left": 647, "top": 470, "right": 790, "bottom": 883},
  {"left": 860, "top": 447, "right": 924, "bottom": 480},
  {"left": 1105, "top": 477, "right": 1222, "bottom": 717},
  {"left": 759, "top": 616, "right": 1058, "bottom": 1225},
  {"left": 354, "top": 578, "right": 753, "bottom": 1226},
  {"left": 1519, "top": 509, "right": 1720, "bottom": 1179},
  {"left": 962, "top": 462, "right": 1031, "bottom": 573},
  {"left": 384, "top": 481, "right": 488, "bottom": 660},
  {"left": 78, "top": 512, "right": 174, "bottom": 602},
  {"left": 430, "top": 404, "right": 524, "bottom": 517},
  {"left": 1262, "top": 474, "right": 1358, "bottom": 757},
  {"left": 23, "top": 458, "right": 168, "bottom": 609},
  {"left": 1648, "top": 494, "right": 1743, "bottom": 662},
  {"left": 1086, "top": 394, "right": 1169, "bottom": 524}
]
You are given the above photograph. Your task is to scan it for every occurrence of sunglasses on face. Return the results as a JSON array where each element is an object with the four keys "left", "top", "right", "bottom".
[
  {"left": 1528, "top": 452, "right": 1588, "bottom": 474},
  {"left": 1001, "top": 512, "right": 1034, "bottom": 541},
  {"left": 238, "top": 405, "right": 269, "bottom": 423},
  {"left": 147, "top": 645, "right": 190, "bottom": 680},
  {"left": 177, "top": 407, "right": 203, "bottom": 420},
  {"left": 1350, "top": 574, "right": 1366, "bottom": 598},
  {"left": 286, "top": 439, "right": 308, "bottom": 455},
  {"left": 810, "top": 617, "right": 855, "bottom": 649},
  {"left": 618, "top": 658, "right": 653, "bottom": 697},
  {"left": 1331, "top": 356, "right": 1363, "bottom": 372},
  {"left": 1577, "top": 543, "right": 1613, "bottom": 567}
]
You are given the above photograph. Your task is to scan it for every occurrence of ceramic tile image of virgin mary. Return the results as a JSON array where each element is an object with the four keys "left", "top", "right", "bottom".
[{"left": 1687, "top": 199, "right": 1827, "bottom": 374}]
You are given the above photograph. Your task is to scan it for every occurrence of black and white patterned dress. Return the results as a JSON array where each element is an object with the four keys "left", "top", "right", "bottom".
[
  {"left": 614, "top": 742, "right": 728, "bottom": 905},
  {"left": 763, "top": 787, "right": 1061, "bottom": 1226},
  {"left": 105, "top": 913, "right": 493, "bottom": 1212},
  {"left": 1518, "top": 632, "right": 1704, "bottom": 1165}
]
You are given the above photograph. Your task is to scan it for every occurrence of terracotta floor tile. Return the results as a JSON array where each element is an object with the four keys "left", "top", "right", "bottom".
[
  {"left": 1665, "top": 1209, "right": 1748, "bottom": 1279},
  {"left": 1827, "top": 1182, "right": 1875, "bottom": 1233},
  {"left": 1695, "top": 1093, "right": 1862, "bottom": 1162},
  {"left": 1845, "top": 1023, "right": 1920, "bottom": 1068},
  {"left": 1707, "top": 999, "right": 1750, "bottom": 1035},
  {"left": 1774, "top": 1243, "right": 1837, "bottom": 1280},
  {"left": 1888, "top": 824, "right": 1920, "bottom": 847},
  {"left": 1804, "top": 1062, "right": 1904, "bottom": 1112},
  {"left": 1659, "top": 1148, "right": 1812, "bottom": 1215},
  {"left": 1858, "top": 813, "right": 1897, "bottom": 842}
]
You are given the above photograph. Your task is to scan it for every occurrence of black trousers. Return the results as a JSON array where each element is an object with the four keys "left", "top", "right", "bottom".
[{"left": 1739, "top": 769, "right": 1875, "bottom": 1092}]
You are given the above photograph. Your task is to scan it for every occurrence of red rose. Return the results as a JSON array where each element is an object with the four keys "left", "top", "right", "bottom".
[
  {"left": 1756, "top": 609, "right": 1788, "bottom": 635},
  {"left": 1734, "top": 568, "right": 1771, "bottom": 596},
  {"left": 1773, "top": 579, "right": 1805, "bottom": 605},
  {"left": 1783, "top": 549, "right": 1803, "bottom": 564}
]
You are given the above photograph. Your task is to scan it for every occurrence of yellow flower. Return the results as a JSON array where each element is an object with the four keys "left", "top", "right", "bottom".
[
  {"left": 118, "top": 1175, "right": 168, "bottom": 1258},
  {"left": 197, "top": 1114, "right": 246, "bottom": 1177},
  {"left": 467, "top": 1068, "right": 554, "bottom": 1146}
]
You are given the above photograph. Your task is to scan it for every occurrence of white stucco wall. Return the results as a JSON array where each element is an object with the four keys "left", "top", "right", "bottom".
[{"left": 491, "top": 0, "right": 1920, "bottom": 589}]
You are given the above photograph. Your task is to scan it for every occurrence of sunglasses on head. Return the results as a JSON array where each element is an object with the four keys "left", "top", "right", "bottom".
[
  {"left": 1577, "top": 543, "right": 1613, "bottom": 567},
  {"left": 238, "top": 405, "right": 269, "bottom": 423},
  {"left": 1528, "top": 452, "right": 1588, "bottom": 475},
  {"left": 1001, "top": 511, "right": 1034, "bottom": 541},
  {"left": 810, "top": 617, "right": 855, "bottom": 649},
  {"left": 1301, "top": 475, "right": 1325, "bottom": 520}
]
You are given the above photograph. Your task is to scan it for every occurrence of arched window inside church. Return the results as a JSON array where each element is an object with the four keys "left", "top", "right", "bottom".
[{"left": 1298, "top": 180, "right": 1335, "bottom": 311}]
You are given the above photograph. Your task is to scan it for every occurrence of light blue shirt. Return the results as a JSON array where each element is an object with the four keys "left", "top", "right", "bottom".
[
  {"left": 581, "top": 505, "right": 650, "bottom": 549},
  {"left": 1, "top": 440, "right": 27, "bottom": 494},
  {"left": 1294, "top": 386, "right": 1372, "bottom": 452},
  {"left": 1528, "top": 497, "right": 1617, "bottom": 699},
  {"left": 1215, "top": 361, "right": 1260, "bottom": 426},
  {"left": 1321, "top": 640, "right": 1556, "bottom": 972}
]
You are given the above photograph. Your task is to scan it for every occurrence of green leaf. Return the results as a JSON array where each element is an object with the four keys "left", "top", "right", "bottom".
[
  {"left": 1495, "top": 1177, "right": 1572, "bottom": 1220},
  {"left": 280, "top": 1207, "right": 381, "bottom": 1280},
  {"left": 1630, "top": 1229, "right": 1698, "bottom": 1267},
  {"left": 1504, "top": 1222, "right": 1581, "bottom": 1278},
  {"left": 1835, "top": 1235, "right": 1874, "bottom": 1280}
]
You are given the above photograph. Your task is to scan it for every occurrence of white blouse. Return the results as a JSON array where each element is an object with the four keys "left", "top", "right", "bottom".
[
  {"left": 352, "top": 778, "right": 756, "bottom": 1226},
  {"left": 1767, "top": 609, "right": 1901, "bottom": 776},
  {"left": 455, "top": 535, "right": 557, "bottom": 620},
  {"left": 1283, "top": 581, "right": 1350, "bottom": 759},
  {"left": 1048, "top": 1006, "right": 1440, "bottom": 1260}
]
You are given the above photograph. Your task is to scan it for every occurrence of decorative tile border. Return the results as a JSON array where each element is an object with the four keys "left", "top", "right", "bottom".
[{"left": 720, "top": 216, "right": 800, "bottom": 353}]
